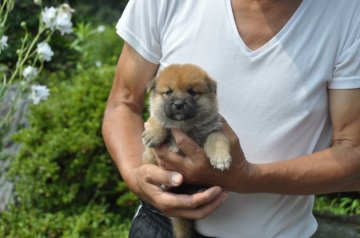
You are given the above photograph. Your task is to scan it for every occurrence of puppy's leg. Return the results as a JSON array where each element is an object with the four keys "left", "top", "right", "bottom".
[
  {"left": 171, "top": 217, "right": 193, "bottom": 238},
  {"left": 142, "top": 147, "right": 158, "bottom": 164},
  {"left": 142, "top": 117, "right": 169, "bottom": 147},
  {"left": 204, "top": 132, "right": 232, "bottom": 171}
]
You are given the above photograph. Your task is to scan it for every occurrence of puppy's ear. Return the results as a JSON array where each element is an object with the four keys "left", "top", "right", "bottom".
[{"left": 206, "top": 76, "right": 217, "bottom": 94}]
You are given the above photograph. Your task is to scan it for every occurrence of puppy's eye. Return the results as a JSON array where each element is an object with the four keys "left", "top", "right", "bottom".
[
  {"left": 187, "top": 89, "right": 197, "bottom": 96},
  {"left": 164, "top": 89, "right": 173, "bottom": 96}
]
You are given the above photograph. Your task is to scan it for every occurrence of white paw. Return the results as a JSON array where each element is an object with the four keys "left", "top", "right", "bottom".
[{"left": 210, "top": 151, "right": 232, "bottom": 171}]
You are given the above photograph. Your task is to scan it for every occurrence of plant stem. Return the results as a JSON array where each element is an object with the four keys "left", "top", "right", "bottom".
[
  {"left": 0, "top": 0, "right": 14, "bottom": 28},
  {"left": 8, "top": 25, "right": 45, "bottom": 84}
]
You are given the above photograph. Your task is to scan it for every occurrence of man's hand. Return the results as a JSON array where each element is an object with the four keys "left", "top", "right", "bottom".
[
  {"left": 130, "top": 164, "right": 228, "bottom": 219},
  {"left": 154, "top": 119, "right": 253, "bottom": 192}
]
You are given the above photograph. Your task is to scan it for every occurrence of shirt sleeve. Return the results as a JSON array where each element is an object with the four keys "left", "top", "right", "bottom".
[
  {"left": 116, "top": 0, "right": 163, "bottom": 64},
  {"left": 329, "top": 38, "right": 360, "bottom": 89}
]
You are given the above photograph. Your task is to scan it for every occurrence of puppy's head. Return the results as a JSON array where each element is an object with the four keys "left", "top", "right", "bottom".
[{"left": 149, "top": 64, "right": 218, "bottom": 129}]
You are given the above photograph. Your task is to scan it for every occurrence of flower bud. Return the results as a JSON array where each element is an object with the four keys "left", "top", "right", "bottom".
[
  {"left": 20, "top": 21, "right": 27, "bottom": 28},
  {"left": 34, "top": 0, "right": 42, "bottom": 5}
]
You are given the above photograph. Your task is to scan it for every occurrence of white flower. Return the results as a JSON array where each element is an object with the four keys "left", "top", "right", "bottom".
[
  {"left": 95, "top": 61, "right": 102, "bottom": 67},
  {"left": 96, "top": 25, "right": 106, "bottom": 33},
  {"left": 30, "top": 85, "right": 50, "bottom": 104},
  {"left": 37, "top": 42, "right": 54, "bottom": 62},
  {"left": 55, "top": 4, "right": 74, "bottom": 35},
  {"left": 41, "top": 7, "right": 57, "bottom": 30},
  {"left": 34, "top": 0, "right": 42, "bottom": 5},
  {"left": 55, "top": 12, "right": 73, "bottom": 35},
  {"left": 22, "top": 66, "right": 38, "bottom": 81},
  {"left": 41, "top": 4, "right": 74, "bottom": 35},
  {"left": 0, "top": 35, "right": 9, "bottom": 53}
]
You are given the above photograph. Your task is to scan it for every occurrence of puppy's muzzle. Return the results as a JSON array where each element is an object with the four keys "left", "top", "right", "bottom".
[{"left": 165, "top": 98, "right": 196, "bottom": 121}]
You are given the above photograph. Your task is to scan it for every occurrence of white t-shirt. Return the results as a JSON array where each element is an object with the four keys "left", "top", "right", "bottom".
[{"left": 116, "top": 0, "right": 360, "bottom": 237}]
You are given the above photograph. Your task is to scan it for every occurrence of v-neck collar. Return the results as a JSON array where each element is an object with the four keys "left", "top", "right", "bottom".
[{"left": 225, "top": 0, "right": 308, "bottom": 57}]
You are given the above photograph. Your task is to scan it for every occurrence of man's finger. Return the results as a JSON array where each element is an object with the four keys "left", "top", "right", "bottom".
[
  {"left": 159, "top": 186, "right": 223, "bottom": 211},
  {"left": 175, "top": 192, "right": 228, "bottom": 219},
  {"left": 143, "top": 164, "right": 183, "bottom": 187},
  {"left": 154, "top": 144, "right": 191, "bottom": 169},
  {"left": 172, "top": 129, "right": 204, "bottom": 158}
]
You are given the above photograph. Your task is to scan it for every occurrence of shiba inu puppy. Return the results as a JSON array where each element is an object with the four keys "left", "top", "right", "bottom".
[{"left": 142, "top": 64, "right": 231, "bottom": 238}]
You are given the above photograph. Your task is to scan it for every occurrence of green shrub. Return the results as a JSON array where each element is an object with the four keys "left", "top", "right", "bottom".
[
  {"left": 315, "top": 193, "right": 360, "bottom": 216},
  {"left": 0, "top": 64, "right": 137, "bottom": 237},
  {"left": 0, "top": 203, "right": 131, "bottom": 238},
  {"left": 71, "top": 23, "right": 123, "bottom": 70},
  {"left": 0, "top": 1, "right": 135, "bottom": 236}
]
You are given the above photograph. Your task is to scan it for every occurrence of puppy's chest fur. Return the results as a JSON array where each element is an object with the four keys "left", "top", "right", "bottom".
[{"left": 165, "top": 115, "right": 223, "bottom": 153}]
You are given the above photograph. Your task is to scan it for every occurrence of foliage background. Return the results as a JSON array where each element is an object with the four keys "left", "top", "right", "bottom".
[
  {"left": 0, "top": 1, "right": 139, "bottom": 237},
  {"left": 0, "top": 0, "right": 359, "bottom": 237}
]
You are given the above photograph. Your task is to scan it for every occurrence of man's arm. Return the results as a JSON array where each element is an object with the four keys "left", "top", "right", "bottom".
[
  {"left": 156, "top": 89, "right": 360, "bottom": 194},
  {"left": 102, "top": 43, "right": 227, "bottom": 218},
  {"left": 102, "top": 43, "right": 157, "bottom": 184}
]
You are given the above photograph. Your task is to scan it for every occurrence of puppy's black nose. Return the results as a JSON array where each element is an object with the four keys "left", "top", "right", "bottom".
[{"left": 172, "top": 100, "right": 185, "bottom": 110}]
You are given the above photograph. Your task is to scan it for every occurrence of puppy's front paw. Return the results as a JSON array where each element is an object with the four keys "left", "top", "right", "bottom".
[
  {"left": 142, "top": 129, "right": 167, "bottom": 147},
  {"left": 204, "top": 132, "right": 232, "bottom": 171},
  {"left": 210, "top": 151, "right": 232, "bottom": 171}
]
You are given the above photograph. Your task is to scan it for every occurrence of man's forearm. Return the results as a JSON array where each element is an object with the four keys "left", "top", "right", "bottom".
[
  {"left": 243, "top": 144, "right": 360, "bottom": 195},
  {"left": 102, "top": 104, "right": 145, "bottom": 184}
]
